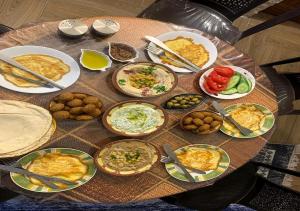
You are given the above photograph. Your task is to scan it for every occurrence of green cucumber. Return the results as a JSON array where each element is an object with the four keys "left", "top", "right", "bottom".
[
  {"left": 220, "top": 88, "right": 238, "bottom": 95},
  {"left": 246, "top": 78, "right": 252, "bottom": 90},
  {"left": 225, "top": 74, "right": 240, "bottom": 90},
  {"left": 237, "top": 82, "right": 249, "bottom": 94}
]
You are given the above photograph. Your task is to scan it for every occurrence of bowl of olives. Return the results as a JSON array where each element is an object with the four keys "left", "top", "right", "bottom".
[
  {"left": 163, "top": 94, "right": 202, "bottom": 110},
  {"left": 180, "top": 110, "right": 223, "bottom": 135}
]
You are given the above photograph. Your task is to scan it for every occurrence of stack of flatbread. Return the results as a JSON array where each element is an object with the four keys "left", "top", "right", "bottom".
[{"left": 0, "top": 100, "right": 55, "bottom": 158}]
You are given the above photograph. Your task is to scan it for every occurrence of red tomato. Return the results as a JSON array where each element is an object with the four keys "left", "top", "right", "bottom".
[
  {"left": 203, "top": 81, "right": 218, "bottom": 95},
  {"left": 214, "top": 66, "right": 234, "bottom": 77},
  {"left": 206, "top": 76, "right": 226, "bottom": 91},
  {"left": 209, "top": 70, "right": 229, "bottom": 85}
]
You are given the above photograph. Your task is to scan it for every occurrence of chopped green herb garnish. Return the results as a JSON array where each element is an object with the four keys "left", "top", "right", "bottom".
[
  {"left": 124, "top": 150, "right": 141, "bottom": 163},
  {"left": 142, "top": 66, "right": 156, "bottom": 75},
  {"left": 110, "top": 154, "right": 117, "bottom": 160},
  {"left": 153, "top": 85, "right": 166, "bottom": 93},
  {"left": 118, "top": 79, "right": 126, "bottom": 85}
]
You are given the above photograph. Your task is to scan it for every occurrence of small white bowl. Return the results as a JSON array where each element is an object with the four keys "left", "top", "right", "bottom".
[
  {"left": 92, "top": 19, "right": 120, "bottom": 36},
  {"left": 58, "top": 19, "right": 88, "bottom": 38},
  {"left": 80, "top": 49, "right": 112, "bottom": 71},
  {"left": 108, "top": 42, "right": 139, "bottom": 63}
]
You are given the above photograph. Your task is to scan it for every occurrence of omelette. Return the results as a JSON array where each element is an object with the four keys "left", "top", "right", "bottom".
[
  {"left": 223, "top": 105, "right": 266, "bottom": 135},
  {"left": 27, "top": 152, "right": 88, "bottom": 188},
  {"left": 176, "top": 147, "right": 221, "bottom": 171},
  {"left": 0, "top": 54, "right": 70, "bottom": 87},
  {"left": 160, "top": 36, "right": 209, "bottom": 68}
]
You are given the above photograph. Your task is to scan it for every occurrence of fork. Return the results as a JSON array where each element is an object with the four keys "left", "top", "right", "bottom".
[{"left": 145, "top": 45, "right": 199, "bottom": 73}]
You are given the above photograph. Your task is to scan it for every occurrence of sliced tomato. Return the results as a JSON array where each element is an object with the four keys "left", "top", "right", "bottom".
[
  {"left": 203, "top": 81, "right": 218, "bottom": 95},
  {"left": 206, "top": 76, "right": 226, "bottom": 91},
  {"left": 209, "top": 70, "right": 229, "bottom": 85},
  {"left": 214, "top": 66, "right": 234, "bottom": 77}
]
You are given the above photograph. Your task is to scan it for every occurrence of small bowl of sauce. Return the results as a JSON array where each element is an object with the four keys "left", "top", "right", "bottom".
[
  {"left": 80, "top": 49, "right": 112, "bottom": 71},
  {"left": 108, "top": 42, "right": 138, "bottom": 63}
]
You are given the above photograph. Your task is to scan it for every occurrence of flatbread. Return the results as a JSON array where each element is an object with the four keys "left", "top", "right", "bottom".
[
  {"left": 0, "top": 100, "right": 52, "bottom": 154},
  {"left": 0, "top": 120, "right": 56, "bottom": 158}
]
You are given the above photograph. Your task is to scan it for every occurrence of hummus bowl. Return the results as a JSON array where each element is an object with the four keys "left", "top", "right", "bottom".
[
  {"left": 112, "top": 62, "right": 177, "bottom": 98},
  {"left": 94, "top": 139, "right": 159, "bottom": 176},
  {"left": 102, "top": 100, "right": 167, "bottom": 137}
]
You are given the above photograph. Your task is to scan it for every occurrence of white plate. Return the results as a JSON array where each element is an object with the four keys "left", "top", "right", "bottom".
[
  {"left": 147, "top": 31, "right": 218, "bottom": 73},
  {"left": 0, "top": 45, "right": 80, "bottom": 93},
  {"left": 199, "top": 66, "right": 256, "bottom": 99}
]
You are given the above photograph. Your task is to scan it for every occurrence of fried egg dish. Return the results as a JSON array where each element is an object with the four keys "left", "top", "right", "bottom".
[
  {"left": 160, "top": 37, "right": 209, "bottom": 68},
  {"left": 223, "top": 105, "right": 266, "bottom": 135},
  {"left": 0, "top": 54, "right": 70, "bottom": 87},
  {"left": 27, "top": 152, "right": 88, "bottom": 188},
  {"left": 176, "top": 147, "right": 221, "bottom": 171}
]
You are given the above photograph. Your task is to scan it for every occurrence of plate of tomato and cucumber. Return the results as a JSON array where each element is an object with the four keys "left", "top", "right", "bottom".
[{"left": 199, "top": 66, "right": 255, "bottom": 99}]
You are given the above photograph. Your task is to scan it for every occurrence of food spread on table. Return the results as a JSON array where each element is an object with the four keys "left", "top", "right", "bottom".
[
  {"left": 108, "top": 42, "right": 138, "bottom": 62},
  {"left": 181, "top": 111, "right": 223, "bottom": 134},
  {"left": 27, "top": 152, "right": 88, "bottom": 188},
  {"left": 95, "top": 140, "right": 158, "bottom": 176},
  {"left": 0, "top": 18, "right": 277, "bottom": 194},
  {"left": 164, "top": 94, "right": 202, "bottom": 109},
  {"left": 113, "top": 62, "right": 177, "bottom": 97},
  {"left": 161, "top": 36, "right": 209, "bottom": 68},
  {"left": 49, "top": 92, "right": 102, "bottom": 121},
  {"left": 0, "top": 54, "right": 70, "bottom": 87},
  {"left": 104, "top": 101, "right": 166, "bottom": 136}
]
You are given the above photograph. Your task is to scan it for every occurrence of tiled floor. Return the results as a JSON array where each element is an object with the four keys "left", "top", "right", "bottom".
[{"left": 0, "top": 0, "right": 299, "bottom": 145}]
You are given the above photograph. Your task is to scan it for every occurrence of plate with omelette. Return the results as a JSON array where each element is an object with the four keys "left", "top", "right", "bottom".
[
  {"left": 220, "top": 103, "right": 275, "bottom": 138},
  {"left": 10, "top": 148, "right": 97, "bottom": 193},
  {"left": 147, "top": 31, "right": 218, "bottom": 73},
  {"left": 0, "top": 45, "right": 80, "bottom": 93},
  {"left": 165, "top": 144, "right": 230, "bottom": 182}
]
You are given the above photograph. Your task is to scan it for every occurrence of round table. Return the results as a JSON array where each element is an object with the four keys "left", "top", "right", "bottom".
[{"left": 0, "top": 16, "right": 278, "bottom": 203}]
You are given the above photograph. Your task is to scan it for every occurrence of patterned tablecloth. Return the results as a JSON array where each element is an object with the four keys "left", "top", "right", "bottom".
[{"left": 0, "top": 17, "right": 278, "bottom": 203}]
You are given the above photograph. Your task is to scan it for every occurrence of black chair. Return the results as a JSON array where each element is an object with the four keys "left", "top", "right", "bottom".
[
  {"left": 0, "top": 24, "right": 13, "bottom": 35},
  {"left": 191, "top": 0, "right": 268, "bottom": 21},
  {"left": 138, "top": 0, "right": 300, "bottom": 44},
  {"left": 260, "top": 57, "right": 300, "bottom": 115}
]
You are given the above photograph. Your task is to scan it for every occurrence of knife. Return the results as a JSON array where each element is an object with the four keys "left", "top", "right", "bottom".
[
  {"left": 163, "top": 144, "right": 196, "bottom": 182},
  {"left": 0, "top": 68, "right": 54, "bottom": 88},
  {"left": 0, "top": 53, "right": 65, "bottom": 90},
  {"left": 212, "top": 101, "right": 253, "bottom": 136},
  {"left": 0, "top": 164, "right": 76, "bottom": 186},
  {"left": 144, "top": 36, "right": 202, "bottom": 72}
]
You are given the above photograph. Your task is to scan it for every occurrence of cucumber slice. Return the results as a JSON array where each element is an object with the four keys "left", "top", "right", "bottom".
[
  {"left": 220, "top": 88, "right": 238, "bottom": 95},
  {"left": 246, "top": 78, "right": 252, "bottom": 90},
  {"left": 226, "top": 74, "right": 240, "bottom": 90},
  {"left": 237, "top": 82, "right": 249, "bottom": 94}
]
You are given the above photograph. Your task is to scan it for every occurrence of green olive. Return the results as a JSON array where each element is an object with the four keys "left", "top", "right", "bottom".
[
  {"left": 175, "top": 97, "right": 182, "bottom": 101},
  {"left": 182, "top": 105, "right": 189, "bottom": 109},
  {"left": 171, "top": 99, "right": 177, "bottom": 103},
  {"left": 180, "top": 100, "right": 187, "bottom": 104},
  {"left": 174, "top": 103, "right": 180, "bottom": 107},
  {"left": 167, "top": 102, "right": 173, "bottom": 108},
  {"left": 192, "top": 98, "right": 199, "bottom": 102},
  {"left": 189, "top": 102, "right": 195, "bottom": 105}
]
